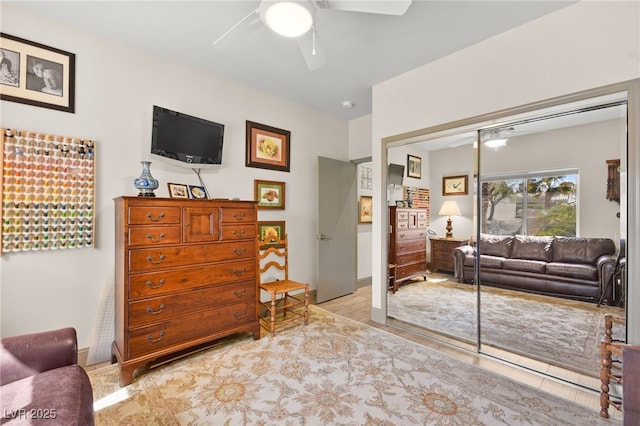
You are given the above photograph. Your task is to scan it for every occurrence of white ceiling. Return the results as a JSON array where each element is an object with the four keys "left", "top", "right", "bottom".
[{"left": 7, "top": 1, "right": 574, "bottom": 121}]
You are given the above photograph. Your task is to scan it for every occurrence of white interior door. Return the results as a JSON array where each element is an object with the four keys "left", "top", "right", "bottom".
[{"left": 317, "top": 156, "right": 357, "bottom": 302}]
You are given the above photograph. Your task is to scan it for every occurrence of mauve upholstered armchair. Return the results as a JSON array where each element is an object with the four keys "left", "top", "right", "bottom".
[{"left": 1, "top": 327, "right": 94, "bottom": 425}]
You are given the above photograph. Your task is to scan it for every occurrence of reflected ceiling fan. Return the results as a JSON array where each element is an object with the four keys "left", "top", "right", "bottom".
[{"left": 212, "top": 0, "right": 413, "bottom": 70}]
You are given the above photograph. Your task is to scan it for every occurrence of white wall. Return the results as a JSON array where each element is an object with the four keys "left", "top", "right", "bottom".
[
  {"left": 348, "top": 115, "right": 372, "bottom": 161},
  {"left": 370, "top": 1, "right": 640, "bottom": 313},
  {"left": 0, "top": 5, "right": 348, "bottom": 351}
]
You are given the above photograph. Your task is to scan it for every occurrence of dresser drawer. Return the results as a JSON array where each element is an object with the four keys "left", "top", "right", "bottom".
[
  {"left": 128, "top": 226, "right": 181, "bottom": 247},
  {"left": 128, "top": 301, "right": 256, "bottom": 358},
  {"left": 220, "top": 224, "right": 255, "bottom": 241},
  {"left": 220, "top": 208, "right": 257, "bottom": 223},
  {"left": 396, "top": 239, "right": 426, "bottom": 254},
  {"left": 128, "top": 260, "right": 256, "bottom": 299},
  {"left": 396, "top": 221, "right": 409, "bottom": 230},
  {"left": 395, "top": 229, "right": 427, "bottom": 242},
  {"left": 128, "top": 280, "right": 256, "bottom": 327},
  {"left": 396, "top": 251, "right": 426, "bottom": 266},
  {"left": 129, "top": 241, "right": 255, "bottom": 272},
  {"left": 395, "top": 262, "right": 427, "bottom": 280},
  {"left": 396, "top": 211, "right": 409, "bottom": 221},
  {"left": 128, "top": 206, "right": 181, "bottom": 225}
]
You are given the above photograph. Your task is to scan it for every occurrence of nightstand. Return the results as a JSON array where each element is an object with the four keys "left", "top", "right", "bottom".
[{"left": 430, "top": 237, "right": 467, "bottom": 273}]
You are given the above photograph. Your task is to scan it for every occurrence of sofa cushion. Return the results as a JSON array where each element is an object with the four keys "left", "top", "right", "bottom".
[
  {"left": 546, "top": 262, "right": 598, "bottom": 281},
  {"left": 551, "top": 236, "right": 615, "bottom": 265},
  {"left": 0, "top": 365, "right": 94, "bottom": 425},
  {"left": 503, "top": 258, "right": 547, "bottom": 274},
  {"left": 477, "top": 255, "right": 505, "bottom": 269},
  {"left": 478, "top": 234, "right": 514, "bottom": 258},
  {"left": 510, "top": 235, "right": 553, "bottom": 262}
]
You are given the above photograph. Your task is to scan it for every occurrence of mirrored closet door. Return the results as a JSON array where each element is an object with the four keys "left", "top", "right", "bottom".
[{"left": 386, "top": 84, "right": 634, "bottom": 387}]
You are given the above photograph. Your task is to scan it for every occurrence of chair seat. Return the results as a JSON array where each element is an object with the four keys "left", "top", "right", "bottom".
[{"left": 259, "top": 280, "right": 308, "bottom": 294}]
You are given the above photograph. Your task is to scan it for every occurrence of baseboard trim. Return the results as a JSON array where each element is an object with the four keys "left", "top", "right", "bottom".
[
  {"left": 78, "top": 347, "right": 89, "bottom": 368},
  {"left": 357, "top": 276, "right": 372, "bottom": 288}
]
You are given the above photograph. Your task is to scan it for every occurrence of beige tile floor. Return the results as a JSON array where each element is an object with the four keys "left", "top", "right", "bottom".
[{"left": 317, "top": 285, "right": 623, "bottom": 421}]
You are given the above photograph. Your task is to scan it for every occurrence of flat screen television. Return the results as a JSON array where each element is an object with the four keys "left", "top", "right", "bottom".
[
  {"left": 151, "top": 105, "right": 225, "bottom": 165},
  {"left": 388, "top": 163, "right": 405, "bottom": 186}
]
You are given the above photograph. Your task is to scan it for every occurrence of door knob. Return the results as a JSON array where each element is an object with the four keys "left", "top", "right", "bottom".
[{"left": 318, "top": 234, "right": 330, "bottom": 240}]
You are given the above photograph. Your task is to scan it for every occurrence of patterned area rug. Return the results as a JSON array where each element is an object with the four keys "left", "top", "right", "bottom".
[
  {"left": 89, "top": 305, "right": 618, "bottom": 425},
  {"left": 387, "top": 276, "right": 625, "bottom": 377}
]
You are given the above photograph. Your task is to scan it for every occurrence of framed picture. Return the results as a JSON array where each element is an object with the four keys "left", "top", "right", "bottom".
[
  {"left": 258, "top": 221, "right": 286, "bottom": 248},
  {"left": 255, "top": 179, "right": 285, "bottom": 210},
  {"left": 188, "top": 185, "right": 208, "bottom": 199},
  {"left": 443, "top": 175, "right": 468, "bottom": 196},
  {"left": 359, "top": 196, "right": 372, "bottom": 224},
  {"left": 246, "top": 120, "right": 291, "bottom": 172},
  {"left": 167, "top": 183, "right": 189, "bottom": 198},
  {"left": 407, "top": 155, "right": 422, "bottom": 178},
  {"left": 0, "top": 33, "right": 75, "bottom": 113}
]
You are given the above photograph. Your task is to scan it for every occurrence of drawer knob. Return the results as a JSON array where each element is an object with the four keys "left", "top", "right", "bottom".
[
  {"left": 233, "top": 289, "right": 246, "bottom": 297},
  {"left": 233, "top": 311, "right": 246, "bottom": 320},
  {"left": 146, "top": 304, "right": 165, "bottom": 315},
  {"left": 232, "top": 267, "right": 246, "bottom": 276},
  {"left": 232, "top": 229, "right": 246, "bottom": 237},
  {"left": 146, "top": 331, "right": 165, "bottom": 343},
  {"left": 145, "top": 278, "right": 165, "bottom": 289},
  {"left": 232, "top": 213, "right": 246, "bottom": 220},
  {"left": 146, "top": 233, "right": 165, "bottom": 242},
  {"left": 146, "top": 212, "right": 165, "bottom": 222},
  {"left": 146, "top": 254, "right": 166, "bottom": 264},
  {"left": 233, "top": 247, "right": 246, "bottom": 256}
]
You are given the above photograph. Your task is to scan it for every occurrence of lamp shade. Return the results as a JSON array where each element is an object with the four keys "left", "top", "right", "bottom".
[{"left": 438, "top": 200, "right": 461, "bottom": 216}]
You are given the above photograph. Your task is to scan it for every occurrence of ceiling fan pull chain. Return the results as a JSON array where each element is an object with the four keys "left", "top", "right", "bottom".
[{"left": 312, "top": 25, "right": 317, "bottom": 56}]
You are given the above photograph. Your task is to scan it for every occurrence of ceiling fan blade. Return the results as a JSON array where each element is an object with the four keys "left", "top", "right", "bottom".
[
  {"left": 212, "top": 7, "right": 260, "bottom": 48},
  {"left": 316, "top": 0, "right": 412, "bottom": 16},
  {"left": 297, "top": 28, "right": 327, "bottom": 70}
]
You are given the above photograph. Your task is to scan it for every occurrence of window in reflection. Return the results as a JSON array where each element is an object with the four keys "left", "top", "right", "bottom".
[{"left": 481, "top": 172, "right": 578, "bottom": 236}]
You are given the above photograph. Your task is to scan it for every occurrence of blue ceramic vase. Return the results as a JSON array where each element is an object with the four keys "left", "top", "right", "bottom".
[{"left": 134, "top": 161, "right": 159, "bottom": 197}]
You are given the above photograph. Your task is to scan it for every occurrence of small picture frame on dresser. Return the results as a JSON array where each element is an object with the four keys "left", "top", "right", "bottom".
[
  {"left": 168, "top": 183, "right": 189, "bottom": 198},
  {"left": 188, "top": 185, "right": 208, "bottom": 199}
]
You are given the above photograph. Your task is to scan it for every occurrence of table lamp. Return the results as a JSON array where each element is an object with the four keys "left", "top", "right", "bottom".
[{"left": 438, "top": 200, "right": 461, "bottom": 238}]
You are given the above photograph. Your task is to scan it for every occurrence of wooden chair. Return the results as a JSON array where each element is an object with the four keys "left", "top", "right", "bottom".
[
  {"left": 600, "top": 313, "right": 640, "bottom": 420},
  {"left": 258, "top": 234, "right": 309, "bottom": 336}
]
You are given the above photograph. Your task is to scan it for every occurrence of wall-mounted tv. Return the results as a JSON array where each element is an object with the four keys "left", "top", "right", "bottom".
[
  {"left": 151, "top": 105, "right": 225, "bottom": 165},
  {"left": 388, "top": 163, "right": 405, "bottom": 187}
]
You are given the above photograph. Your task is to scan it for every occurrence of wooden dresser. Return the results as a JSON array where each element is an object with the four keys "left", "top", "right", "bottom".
[
  {"left": 388, "top": 207, "right": 428, "bottom": 292},
  {"left": 112, "top": 197, "right": 260, "bottom": 386},
  {"left": 430, "top": 237, "right": 467, "bottom": 273}
]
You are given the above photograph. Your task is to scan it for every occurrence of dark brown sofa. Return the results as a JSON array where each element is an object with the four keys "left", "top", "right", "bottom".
[
  {"left": 1, "top": 327, "right": 94, "bottom": 425},
  {"left": 452, "top": 234, "right": 617, "bottom": 303}
]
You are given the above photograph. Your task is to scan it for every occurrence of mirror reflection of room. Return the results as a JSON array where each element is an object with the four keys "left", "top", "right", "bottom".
[{"left": 386, "top": 96, "right": 627, "bottom": 389}]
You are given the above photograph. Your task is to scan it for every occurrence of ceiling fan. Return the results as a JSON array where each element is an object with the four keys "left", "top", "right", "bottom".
[{"left": 212, "top": 0, "right": 413, "bottom": 70}]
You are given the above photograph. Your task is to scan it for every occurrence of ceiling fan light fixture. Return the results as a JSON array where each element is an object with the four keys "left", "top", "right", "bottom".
[{"left": 261, "top": 1, "right": 314, "bottom": 37}]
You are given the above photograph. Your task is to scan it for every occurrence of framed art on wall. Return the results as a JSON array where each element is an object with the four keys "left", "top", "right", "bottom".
[
  {"left": 246, "top": 121, "right": 291, "bottom": 172},
  {"left": 254, "top": 179, "right": 285, "bottom": 210},
  {"left": 258, "top": 221, "right": 286, "bottom": 248},
  {"left": 0, "top": 33, "right": 75, "bottom": 113},
  {"left": 407, "top": 155, "right": 422, "bottom": 178},
  {"left": 359, "top": 196, "right": 372, "bottom": 223},
  {"left": 443, "top": 175, "right": 468, "bottom": 196}
]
